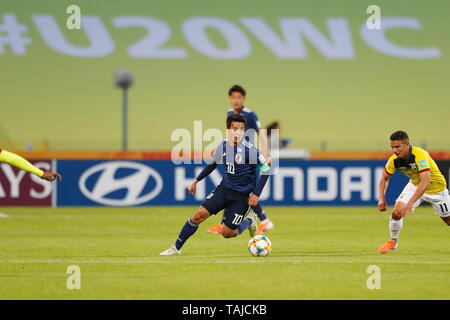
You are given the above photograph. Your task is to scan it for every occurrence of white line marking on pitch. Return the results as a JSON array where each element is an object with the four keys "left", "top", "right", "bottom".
[
  {"left": 0, "top": 213, "right": 9, "bottom": 218},
  {"left": 0, "top": 259, "right": 448, "bottom": 265}
]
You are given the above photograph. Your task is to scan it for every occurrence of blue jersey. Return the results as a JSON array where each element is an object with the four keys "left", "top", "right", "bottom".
[
  {"left": 227, "top": 107, "right": 262, "bottom": 144},
  {"left": 211, "top": 139, "right": 268, "bottom": 194}
]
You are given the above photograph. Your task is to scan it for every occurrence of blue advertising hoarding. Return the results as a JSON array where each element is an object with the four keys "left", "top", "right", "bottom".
[{"left": 55, "top": 160, "right": 409, "bottom": 207}]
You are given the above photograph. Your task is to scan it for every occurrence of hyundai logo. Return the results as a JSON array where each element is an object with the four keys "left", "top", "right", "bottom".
[{"left": 79, "top": 161, "right": 163, "bottom": 206}]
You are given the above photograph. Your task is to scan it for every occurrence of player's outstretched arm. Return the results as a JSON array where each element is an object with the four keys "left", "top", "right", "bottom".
[
  {"left": 248, "top": 174, "right": 269, "bottom": 206},
  {"left": 0, "top": 149, "right": 61, "bottom": 181},
  {"left": 188, "top": 163, "right": 217, "bottom": 195},
  {"left": 378, "top": 170, "right": 392, "bottom": 211}
]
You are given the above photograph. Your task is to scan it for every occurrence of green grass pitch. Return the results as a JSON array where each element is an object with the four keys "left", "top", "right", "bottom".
[{"left": 0, "top": 206, "right": 448, "bottom": 299}]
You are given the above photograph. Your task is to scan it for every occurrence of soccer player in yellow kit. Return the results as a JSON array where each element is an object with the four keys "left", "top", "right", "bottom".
[
  {"left": 377, "top": 131, "right": 449, "bottom": 253},
  {"left": 0, "top": 149, "right": 61, "bottom": 181}
]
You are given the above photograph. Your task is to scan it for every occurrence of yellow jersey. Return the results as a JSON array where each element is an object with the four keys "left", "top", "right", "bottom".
[{"left": 385, "top": 146, "right": 446, "bottom": 194}]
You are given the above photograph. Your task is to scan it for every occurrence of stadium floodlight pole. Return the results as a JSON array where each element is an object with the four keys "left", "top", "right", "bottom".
[{"left": 114, "top": 69, "right": 134, "bottom": 151}]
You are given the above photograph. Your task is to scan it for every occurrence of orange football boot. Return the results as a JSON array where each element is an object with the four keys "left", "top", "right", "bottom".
[
  {"left": 378, "top": 240, "right": 398, "bottom": 254},
  {"left": 256, "top": 219, "right": 274, "bottom": 235}
]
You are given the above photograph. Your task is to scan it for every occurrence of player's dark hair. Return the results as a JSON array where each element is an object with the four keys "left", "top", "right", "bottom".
[
  {"left": 226, "top": 114, "right": 247, "bottom": 129},
  {"left": 228, "top": 85, "right": 246, "bottom": 96},
  {"left": 390, "top": 131, "right": 409, "bottom": 141},
  {"left": 267, "top": 121, "right": 280, "bottom": 131},
  {"left": 266, "top": 121, "right": 280, "bottom": 138}
]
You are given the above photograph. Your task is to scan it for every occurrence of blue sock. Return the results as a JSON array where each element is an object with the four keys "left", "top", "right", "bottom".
[
  {"left": 252, "top": 204, "right": 267, "bottom": 221},
  {"left": 175, "top": 218, "right": 199, "bottom": 250},
  {"left": 237, "top": 218, "right": 252, "bottom": 235}
]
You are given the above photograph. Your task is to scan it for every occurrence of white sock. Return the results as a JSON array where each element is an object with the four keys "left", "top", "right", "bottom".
[{"left": 389, "top": 217, "right": 403, "bottom": 242}]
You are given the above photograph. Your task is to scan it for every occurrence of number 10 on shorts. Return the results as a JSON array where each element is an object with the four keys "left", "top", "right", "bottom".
[{"left": 232, "top": 214, "right": 244, "bottom": 225}]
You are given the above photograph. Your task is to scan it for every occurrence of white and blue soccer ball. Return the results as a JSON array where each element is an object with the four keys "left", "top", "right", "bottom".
[{"left": 248, "top": 235, "right": 272, "bottom": 257}]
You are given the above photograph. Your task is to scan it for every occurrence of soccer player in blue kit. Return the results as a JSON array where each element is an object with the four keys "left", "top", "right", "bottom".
[
  {"left": 160, "top": 114, "right": 271, "bottom": 255},
  {"left": 207, "top": 85, "right": 275, "bottom": 236}
]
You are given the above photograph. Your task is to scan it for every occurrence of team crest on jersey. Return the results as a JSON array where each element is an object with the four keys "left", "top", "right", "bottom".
[
  {"left": 235, "top": 153, "right": 242, "bottom": 163},
  {"left": 398, "top": 167, "right": 408, "bottom": 174}
]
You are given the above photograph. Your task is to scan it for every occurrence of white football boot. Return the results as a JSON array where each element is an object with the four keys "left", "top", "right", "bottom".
[{"left": 159, "top": 245, "right": 181, "bottom": 256}]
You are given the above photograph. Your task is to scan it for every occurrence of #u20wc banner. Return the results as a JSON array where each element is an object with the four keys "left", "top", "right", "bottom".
[{"left": 55, "top": 160, "right": 412, "bottom": 207}]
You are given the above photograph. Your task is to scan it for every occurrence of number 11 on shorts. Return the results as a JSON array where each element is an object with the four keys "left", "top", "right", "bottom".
[{"left": 439, "top": 203, "right": 448, "bottom": 213}]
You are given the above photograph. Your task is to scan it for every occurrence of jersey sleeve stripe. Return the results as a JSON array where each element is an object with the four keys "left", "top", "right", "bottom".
[
  {"left": 384, "top": 168, "right": 393, "bottom": 175},
  {"left": 418, "top": 168, "right": 431, "bottom": 173}
]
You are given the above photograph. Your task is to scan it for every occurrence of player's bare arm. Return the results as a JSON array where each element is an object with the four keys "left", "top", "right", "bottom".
[
  {"left": 41, "top": 170, "right": 62, "bottom": 181},
  {"left": 188, "top": 161, "right": 217, "bottom": 196},
  {"left": 378, "top": 170, "right": 391, "bottom": 211},
  {"left": 248, "top": 194, "right": 260, "bottom": 206},
  {"left": 398, "top": 170, "right": 430, "bottom": 217},
  {"left": 189, "top": 179, "right": 198, "bottom": 195}
]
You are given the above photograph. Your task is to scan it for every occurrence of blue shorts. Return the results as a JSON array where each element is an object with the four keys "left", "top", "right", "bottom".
[{"left": 201, "top": 184, "right": 251, "bottom": 230}]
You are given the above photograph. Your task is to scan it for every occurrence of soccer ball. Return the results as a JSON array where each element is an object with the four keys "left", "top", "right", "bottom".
[{"left": 248, "top": 235, "right": 272, "bottom": 257}]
